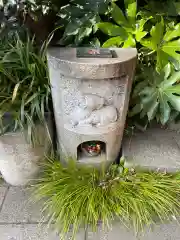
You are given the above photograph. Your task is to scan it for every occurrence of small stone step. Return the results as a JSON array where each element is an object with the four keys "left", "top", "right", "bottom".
[
  {"left": 123, "top": 127, "right": 180, "bottom": 172},
  {"left": 89, "top": 221, "right": 180, "bottom": 240}
]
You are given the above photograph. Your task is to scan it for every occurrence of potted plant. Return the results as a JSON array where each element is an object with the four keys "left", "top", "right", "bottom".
[{"left": 0, "top": 34, "right": 53, "bottom": 186}]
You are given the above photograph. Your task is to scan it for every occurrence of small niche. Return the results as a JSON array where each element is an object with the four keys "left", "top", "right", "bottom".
[{"left": 77, "top": 141, "right": 106, "bottom": 163}]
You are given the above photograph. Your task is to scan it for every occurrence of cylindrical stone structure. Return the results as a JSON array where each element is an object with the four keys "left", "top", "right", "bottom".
[{"left": 47, "top": 48, "right": 137, "bottom": 166}]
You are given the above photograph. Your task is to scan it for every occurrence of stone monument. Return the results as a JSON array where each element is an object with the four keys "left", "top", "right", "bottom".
[{"left": 47, "top": 48, "right": 137, "bottom": 166}]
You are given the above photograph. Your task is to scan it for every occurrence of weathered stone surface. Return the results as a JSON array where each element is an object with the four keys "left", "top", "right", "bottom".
[
  {"left": 123, "top": 127, "right": 180, "bottom": 172},
  {"left": 0, "top": 187, "right": 45, "bottom": 223},
  {"left": 1, "top": 222, "right": 180, "bottom": 240},
  {"left": 0, "top": 224, "right": 60, "bottom": 240},
  {"left": 168, "top": 122, "right": 180, "bottom": 133},
  {"left": 0, "top": 224, "right": 86, "bottom": 240},
  {"left": 90, "top": 221, "right": 180, "bottom": 240},
  {"left": 47, "top": 48, "right": 137, "bottom": 80},
  {"left": 47, "top": 48, "right": 137, "bottom": 166},
  {"left": 0, "top": 124, "right": 52, "bottom": 186}
]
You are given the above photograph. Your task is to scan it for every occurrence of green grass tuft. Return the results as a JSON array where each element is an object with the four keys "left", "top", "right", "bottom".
[{"left": 32, "top": 157, "right": 180, "bottom": 239}]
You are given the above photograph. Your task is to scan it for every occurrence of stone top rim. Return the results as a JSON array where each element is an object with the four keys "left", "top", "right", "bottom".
[
  {"left": 47, "top": 47, "right": 137, "bottom": 66},
  {"left": 47, "top": 47, "right": 137, "bottom": 79}
]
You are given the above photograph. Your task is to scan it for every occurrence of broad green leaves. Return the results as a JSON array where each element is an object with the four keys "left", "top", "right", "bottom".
[
  {"left": 111, "top": 2, "right": 129, "bottom": 27},
  {"left": 141, "top": 20, "right": 180, "bottom": 71},
  {"left": 102, "top": 36, "right": 124, "bottom": 48},
  {"left": 97, "top": 22, "right": 127, "bottom": 37},
  {"left": 61, "top": 0, "right": 111, "bottom": 45},
  {"left": 98, "top": 0, "right": 149, "bottom": 48},
  {"left": 61, "top": 12, "right": 100, "bottom": 45},
  {"left": 97, "top": 1, "right": 180, "bottom": 74},
  {"left": 96, "top": 1, "right": 180, "bottom": 124},
  {"left": 124, "top": 0, "right": 137, "bottom": 24},
  {"left": 130, "top": 64, "right": 180, "bottom": 125},
  {"left": 164, "top": 23, "right": 180, "bottom": 42}
]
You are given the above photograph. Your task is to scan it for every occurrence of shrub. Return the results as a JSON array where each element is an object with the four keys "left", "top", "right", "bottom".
[
  {"left": 96, "top": 0, "right": 180, "bottom": 126},
  {"left": 130, "top": 63, "right": 180, "bottom": 124},
  {"left": 0, "top": 0, "right": 67, "bottom": 43},
  {"left": 59, "top": 0, "right": 112, "bottom": 46},
  {"left": 33, "top": 157, "right": 180, "bottom": 240},
  {"left": 0, "top": 34, "right": 51, "bottom": 142}
]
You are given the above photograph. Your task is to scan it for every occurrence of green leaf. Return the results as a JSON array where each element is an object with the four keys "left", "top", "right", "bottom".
[
  {"left": 164, "top": 23, "right": 180, "bottom": 42},
  {"left": 165, "top": 85, "right": 180, "bottom": 95},
  {"left": 132, "top": 80, "right": 148, "bottom": 98},
  {"left": 150, "top": 19, "right": 164, "bottom": 50},
  {"left": 162, "top": 39, "right": 180, "bottom": 62},
  {"left": 141, "top": 20, "right": 180, "bottom": 71},
  {"left": 156, "top": 50, "right": 169, "bottom": 73},
  {"left": 89, "top": 38, "right": 101, "bottom": 47},
  {"left": 123, "top": 35, "right": 136, "bottom": 48},
  {"left": 97, "top": 22, "right": 127, "bottom": 37},
  {"left": 175, "top": 2, "right": 180, "bottom": 15},
  {"left": 111, "top": 3, "right": 128, "bottom": 27},
  {"left": 134, "top": 16, "right": 152, "bottom": 42},
  {"left": 64, "top": 21, "right": 81, "bottom": 36},
  {"left": 147, "top": 100, "right": 159, "bottom": 121},
  {"left": 129, "top": 103, "right": 142, "bottom": 116},
  {"left": 124, "top": 0, "right": 137, "bottom": 24},
  {"left": 132, "top": 65, "right": 180, "bottom": 124},
  {"left": 135, "top": 31, "right": 147, "bottom": 42},
  {"left": 75, "top": 26, "right": 92, "bottom": 44},
  {"left": 167, "top": 94, "right": 180, "bottom": 112},
  {"left": 138, "top": 17, "right": 152, "bottom": 32},
  {"left": 163, "top": 63, "right": 172, "bottom": 79},
  {"left": 139, "top": 87, "right": 154, "bottom": 97},
  {"left": 102, "top": 36, "right": 124, "bottom": 48},
  {"left": 140, "top": 39, "right": 154, "bottom": 50},
  {"left": 161, "top": 70, "right": 180, "bottom": 88},
  {"left": 159, "top": 94, "right": 171, "bottom": 125}
]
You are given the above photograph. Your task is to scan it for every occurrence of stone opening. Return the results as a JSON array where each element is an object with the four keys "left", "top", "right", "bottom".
[{"left": 77, "top": 141, "right": 106, "bottom": 163}]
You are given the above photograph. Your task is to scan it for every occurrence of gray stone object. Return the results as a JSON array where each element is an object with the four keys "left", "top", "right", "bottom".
[
  {"left": 0, "top": 125, "right": 51, "bottom": 186},
  {"left": 123, "top": 127, "right": 180, "bottom": 172},
  {"left": 47, "top": 48, "right": 137, "bottom": 166}
]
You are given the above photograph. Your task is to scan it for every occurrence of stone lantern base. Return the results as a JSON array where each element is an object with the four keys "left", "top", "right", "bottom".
[{"left": 47, "top": 48, "right": 137, "bottom": 166}]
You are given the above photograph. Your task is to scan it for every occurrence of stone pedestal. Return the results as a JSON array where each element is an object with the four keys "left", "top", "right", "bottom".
[
  {"left": 0, "top": 114, "right": 53, "bottom": 186},
  {"left": 47, "top": 48, "right": 137, "bottom": 166}
]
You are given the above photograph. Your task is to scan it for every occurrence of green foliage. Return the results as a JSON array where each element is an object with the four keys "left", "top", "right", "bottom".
[
  {"left": 141, "top": 20, "right": 180, "bottom": 71},
  {"left": 0, "top": 0, "right": 67, "bottom": 44},
  {"left": 60, "top": 0, "right": 112, "bottom": 46},
  {"left": 0, "top": 0, "right": 26, "bottom": 39},
  {"left": 96, "top": 0, "right": 180, "bottom": 125},
  {"left": 130, "top": 64, "right": 180, "bottom": 124},
  {"left": 1, "top": 0, "right": 180, "bottom": 129},
  {"left": 97, "top": 0, "right": 150, "bottom": 48},
  {"left": 142, "top": 0, "right": 180, "bottom": 17},
  {"left": 33, "top": 157, "right": 180, "bottom": 240},
  {"left": 0, "top": 34, "right": 50, "bottom": 142},
  {"left": 98, "top": 0, "right": 180, "bottom": 70}
]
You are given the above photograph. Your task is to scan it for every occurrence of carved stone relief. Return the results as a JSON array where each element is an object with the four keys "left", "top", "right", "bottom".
[{"left": 62, "top": 77, "right": 128, "bottom": 128}]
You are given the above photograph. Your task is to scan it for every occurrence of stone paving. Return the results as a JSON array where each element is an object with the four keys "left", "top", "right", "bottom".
[
  {"left": 123, "top": 126, "right": 180, "bottom": 172},
  {"left": 1, "top": 127, "right": 180, "bottom": 239}
]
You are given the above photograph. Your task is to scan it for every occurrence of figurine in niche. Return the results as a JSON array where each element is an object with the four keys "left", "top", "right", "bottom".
[{"left": 69, "top": 94, "right": 117, "bottom": 127}]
